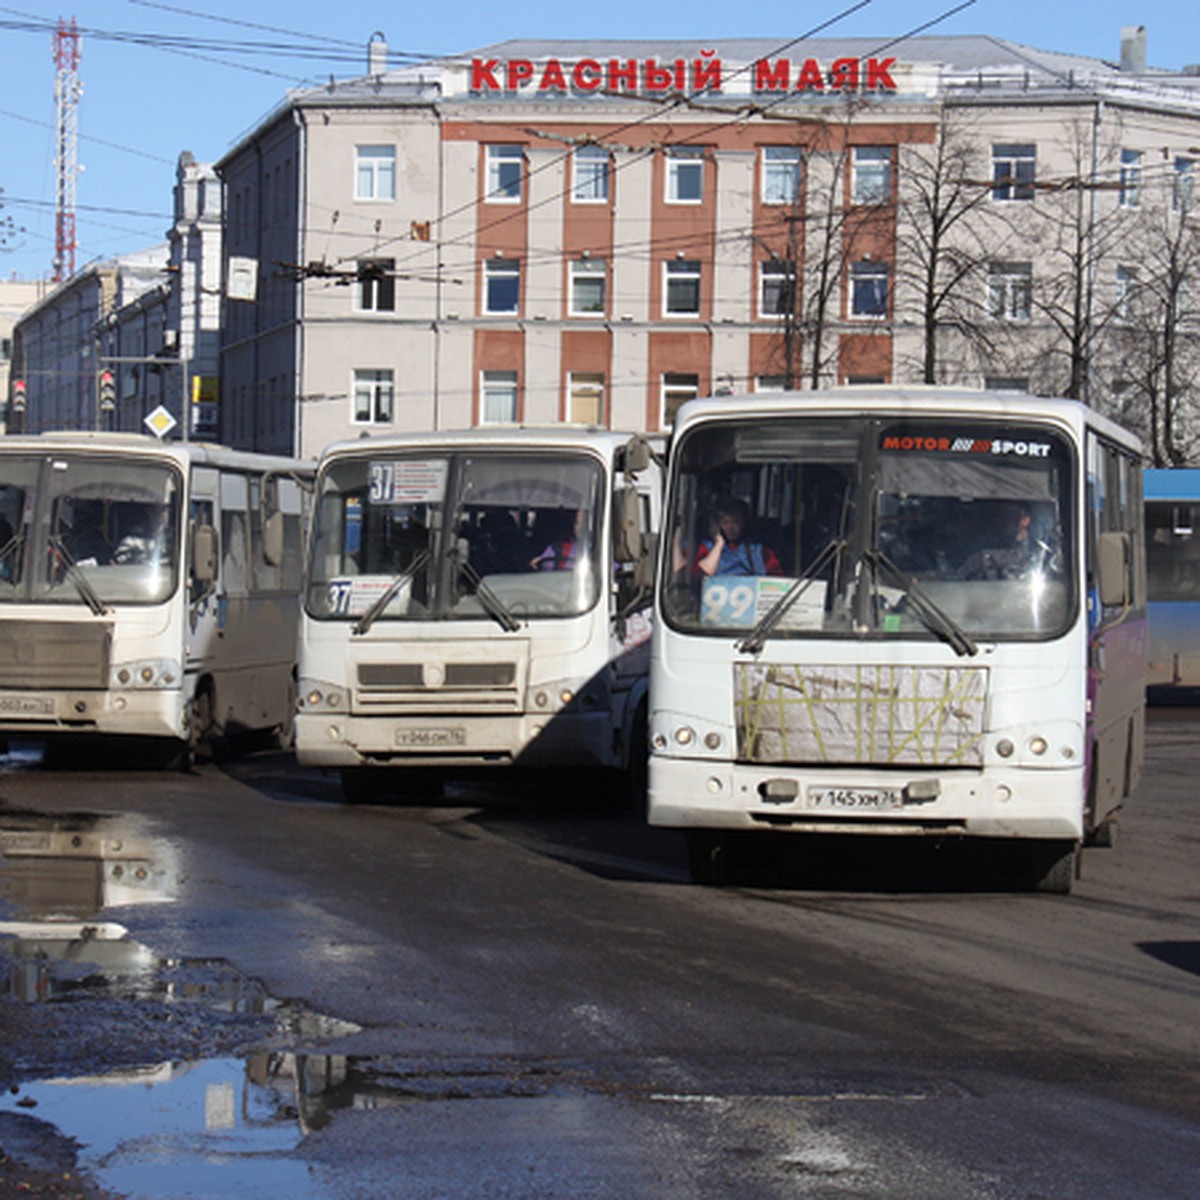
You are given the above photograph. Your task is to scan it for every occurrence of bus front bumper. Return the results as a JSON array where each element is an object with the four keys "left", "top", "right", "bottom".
[{"left": 647, "top": 755, "right": 1085, "bottom": 842}]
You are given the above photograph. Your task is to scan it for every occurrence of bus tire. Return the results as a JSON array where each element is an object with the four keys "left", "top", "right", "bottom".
[
  {"left": 1023, "top": 839, "right": 1077, "bottom": 895},
  {"left": 623, "top": 701, "right": 649, "bottom": 811},
  {"left": 273, "top": 671, "right": 298, "bottom": 751}
]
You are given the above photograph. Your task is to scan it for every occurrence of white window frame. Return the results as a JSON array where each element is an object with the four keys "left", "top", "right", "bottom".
[
  {"left": 480, "top": 370, "right": 519, "bottom": 424},
  {"left": 987, "top": 262, "right": 1033, "bottom": 322},
  {"left": 569, "top": 259, "right": 607, "bottom": 317},
  {"left": 356, "top": 258, "right": 396, "bottom": 313},
  {"left": 761, "top": 146, "right": 803, "bottom": 205},
  {"left": 352, "top": 368, "right": 394, "bottom": 425},
  {"left": 758, "top": 260, "right": 797, "bottom": 320},
  {"left": 355, "top": 145, "right": 396, "bottom": 202},
  {"left": 664, "top": 259, "right": 702, "bottom": 318},
  {"left": 572, "top": 145, "right": 610, "bottom": 203},
  {"left": 1174, "top": 157, "right": 1196, "bottom": 214},
  {"left": 484, "top": 259, "right": 520, "bottom": 315},
  {"left": 666, "top": 148, "right": 705, "bottom": 204},
  {"left": 991, "top": 143, "right": 1036, "bottom": 202},
  {"left": 1115, "top": 265, "right": 1136, "bottom": 322},
  {"left": 852, "top": 146, "right": 892, "bottom": 205},
  {"left": 1119, "top": 149, "right": 1142, "bottom": 208},
  {"left": 486, "top": 145, "right": 524, "bottom": 204},
  {"left": 661, "top": 372, "right": 699, "bottom": 428},
  {"left": 567, "top": 372, "right": 606, "bottom": 425},
  {"left": 849, "top": 262, "right": 889, "bottom": 319}
]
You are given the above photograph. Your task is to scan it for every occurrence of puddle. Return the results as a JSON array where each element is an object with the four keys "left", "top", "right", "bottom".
[{"left": 0, "top": 807, "right": 371, "bottom": 1198}]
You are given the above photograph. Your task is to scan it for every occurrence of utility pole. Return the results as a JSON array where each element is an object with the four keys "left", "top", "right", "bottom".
[{"left": 53, "top": 17, "right": 82, "bottom": 283}]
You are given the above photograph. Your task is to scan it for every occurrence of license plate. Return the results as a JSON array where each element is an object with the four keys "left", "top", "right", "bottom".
[
  {"left": 806, "top": 786, "right": 903, "bottom": 811},
  {"left": 0, "top": 694, "right": 55, "bottom": 716},
  {"left": 394, "top": 727, "right": 466, "bottom": 748}
]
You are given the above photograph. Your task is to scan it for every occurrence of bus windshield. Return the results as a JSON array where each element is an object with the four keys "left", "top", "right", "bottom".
[
  {"left": 0, "top": 454, "right": 181, "bottom": 607},
  {"left": 1146, "top": 499, "right": 1200, "bottom": 602},
  {"left": 306, "top": 450, "right": 605, "bottom": 622},
  {"left": 663, "top": 416, "right": 1075, "bottom": 642}
]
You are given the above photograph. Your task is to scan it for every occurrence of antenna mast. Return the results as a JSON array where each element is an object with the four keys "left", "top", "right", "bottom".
[{"left": 53, "top": 17, "right": 82, "bottom": 283}]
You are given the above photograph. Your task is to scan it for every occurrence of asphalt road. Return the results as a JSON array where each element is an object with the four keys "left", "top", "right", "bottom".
[{"left": 0, "top": 708, "right": 1198, "bottom": 1199}]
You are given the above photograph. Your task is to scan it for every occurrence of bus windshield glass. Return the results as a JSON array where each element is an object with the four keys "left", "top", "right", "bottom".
[
  {"left": 306, "top": 451, "right": 604, "bottom": 622},
  {"left": 0, "top": 454, "right": 181, "bottom": 606},
  {"left": 663, "top": 416, "right": 1075, "bottom": 641},
  {"left": 1146, "top": 499, "right": 1200, "bottom": 601}
]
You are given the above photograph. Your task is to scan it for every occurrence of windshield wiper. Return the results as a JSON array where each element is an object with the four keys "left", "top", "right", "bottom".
[
  {"left": 861, "top": 548, "right": 977, "bottom": 658},
  {"left": 455, "top": 554, "right": 522, "bottom": 633},
  {"left": 48, "top": 536, "right": 108, "bottom": 617},
  {"left": 737, "top": 538, "right": 845, "bottom": 655},
  {"left": 352, "top": 549, "right": 431, "bottom": 635}
]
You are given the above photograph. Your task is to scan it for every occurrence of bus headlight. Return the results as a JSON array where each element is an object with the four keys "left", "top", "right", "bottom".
[
  {"left": 300, "top": 680, "right": 344, "bottom": 710},
  {"left": 1028, "top": 735, "right": 1049, "bottom": 756},
  {"left": 110, "top": 659, "right": 181, "bottom": 690}
]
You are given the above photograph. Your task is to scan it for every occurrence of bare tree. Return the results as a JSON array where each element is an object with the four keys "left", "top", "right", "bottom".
[{"left": 892, "top": 108, "right": 994, "bottom": 384}]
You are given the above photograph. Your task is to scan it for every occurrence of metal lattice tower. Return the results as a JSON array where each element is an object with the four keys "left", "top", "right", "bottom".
[{"left": 53, "top": 17, "right": 81, "bottom": 283}]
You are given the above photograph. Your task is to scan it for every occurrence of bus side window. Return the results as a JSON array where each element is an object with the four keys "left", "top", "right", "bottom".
[{"left": 220, "top": 472, "right": 249, "bottom": 596}]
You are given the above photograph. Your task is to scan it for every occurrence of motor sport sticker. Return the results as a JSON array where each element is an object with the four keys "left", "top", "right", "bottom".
[{"left": 880, "top": 434, "right": 1053, "bottom": 457}]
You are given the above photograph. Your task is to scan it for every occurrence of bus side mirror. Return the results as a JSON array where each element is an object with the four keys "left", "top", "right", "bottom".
[
  {"left": 263, "top": 510, "right": 284, "bottom": 567},
  {"left": 618, "top": 434, "right": 654, "bottom": 476},
  {"left": 1098, "top": 530, "right": 1131, "bottom": 607},
  {"left": 192, "top": 523, "right": 217, "bottom": 584},
  {"left": 614, "top": 486, "right": 643, "bottom": 563}
]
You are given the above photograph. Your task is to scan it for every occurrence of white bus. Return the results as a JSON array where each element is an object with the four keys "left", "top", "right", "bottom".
[
  {"left": 651, "top": 388, "right": 1146, "bottom": 893},
  {"left": 0, "top": 432, "right": 312, "bottom": 765},
  {"left": 296, "top": 427, "right": 660, "bottom": 802}
]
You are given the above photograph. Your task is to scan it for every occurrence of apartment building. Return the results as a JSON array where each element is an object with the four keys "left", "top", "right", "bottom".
[{"left": 216, "top": 30, "right": 1200, "bottom": 459}]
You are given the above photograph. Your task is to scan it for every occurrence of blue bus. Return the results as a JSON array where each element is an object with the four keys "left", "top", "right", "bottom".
[{"left": 1145, "top": 468, "right": 1200, "bottom": 701}]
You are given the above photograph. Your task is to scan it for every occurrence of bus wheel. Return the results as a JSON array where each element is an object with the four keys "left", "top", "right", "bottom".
[
  {"left": 1022, "top": 839, "right": 1077, "bottom": 894},
  {"left": 188, "top": 686, "right": 215, "bottom": 765},
  {"left": 273, "top": 673, "right": 298, "bottom": 751},
  {"left": 686, "top": 831, "right": 738, "bottom": 886}
]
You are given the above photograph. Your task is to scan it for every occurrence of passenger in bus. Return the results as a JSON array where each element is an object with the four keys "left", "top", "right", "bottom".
[
  {"left": 114, "top": 503, "right": 169, "bottom": 565},
  {"left": 471, "top": 508, "right": 524, "bottom": 574},
  {"left": 65, "top": 500, "right": 112, "bottom": 565},
  {"left": 694, "top": 495, "right": 782, "bottom": 578},
  {"left": 530, "top": 509, "right": 583, "bottom": 571},
  {"left": 960, "top": 503, "right": 1055, "bottom": 580}
]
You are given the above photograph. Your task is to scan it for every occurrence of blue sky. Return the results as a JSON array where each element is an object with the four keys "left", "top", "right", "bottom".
[{"left": 0, "top": 0, "right": 1194, "bottom": 283}]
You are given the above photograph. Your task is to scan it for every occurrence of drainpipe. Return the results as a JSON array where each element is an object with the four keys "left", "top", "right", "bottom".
[{"left": 293, "top": 106, "right": 308, "bottom": 458}]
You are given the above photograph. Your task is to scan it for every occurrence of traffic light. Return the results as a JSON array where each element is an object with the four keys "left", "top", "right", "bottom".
[
  {"left": 98, "top": 368, "right": 116, "bottom": 412},
  {"left": 11, "top": 379, "right": 26, "bottom": 413}
]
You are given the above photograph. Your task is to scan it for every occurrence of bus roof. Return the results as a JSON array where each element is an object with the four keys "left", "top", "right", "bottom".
[
  {"left": 671, "top": 387, "right": 1144, "bottom": 456},
  {"left": 0, "top": 431, "right": 313, "bottom": 475},
  {"left": 1144, "top": 467, "right": 1200, "bottom": 500},
  {"left": 317, "top": 426, "right": 659, "bottom": 464}
]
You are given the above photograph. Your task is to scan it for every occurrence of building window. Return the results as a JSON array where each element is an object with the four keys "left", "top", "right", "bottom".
[
  {"left": 762, "top": 146, "right": 803, "bottom": 204},
  {"left": 985, "top": 376, "right": 1029, "bottom": 393},
  {"left": 849, "top": 262, "right": 888, "bottom": 318},
  {"left": 755, "top": 375, "right": 788, "bottom": 392},
  {"left": 357, "top": 259, "right": 395, "bottom": 312},
  {"left": 572, "top": 145, "right": 610, "bottom": 203},
  {"left": 568, "top": 259, "right": 606, "bottom": 316},
  {"left": 486, "top": 145, "right": 523, "bottom": 203},
  {"left": 352, "top": 369, "right": 394, "bottom": 424},
  {"left": 1174, "top": 157, "right": 1195, "bottom": 214},
  {"left": 759, "top": 260, "right": 797, "bottom": 318},
  {"left": 1115, "top": 265, "right": 1136, "bottom": 322},
  {"left": 992, "top": 143, "right": 1036, "bottom": 202},
  {"left": 664, "top": 259, "right": 701, "bottom": 316},
  {"left": 355, "top": 145, "right": 395, "bottom": 201},
  {"left": 481, "top": 371, "right": 518, "bottom": 423},
  {"left": 987, "top": 262, "right": 1033, "bottom": 321},
  {"left": 852, "top": 146, "right": 892, "bottom": 205},
  {"left": 661, "top": 373, "right": 699, "bottom": 427},
  {"left": 568, "top": 373, "right": 605, "bottom": 424},
  {"left": 1119, "top": 149, "right": 1142, "bottom": 208},
  {"left": 666, "top": 148, "right": 704, "bottom": 203},
  {"left": 484, "top": 259, "right": 520, "bottom": 314}
]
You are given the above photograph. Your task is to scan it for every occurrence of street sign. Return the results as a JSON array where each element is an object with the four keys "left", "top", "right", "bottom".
[{"left": 144, "top": 405, "right": 177, "bottom": 439}]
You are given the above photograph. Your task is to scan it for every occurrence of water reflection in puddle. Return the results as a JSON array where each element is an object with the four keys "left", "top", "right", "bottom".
[{"left": 0, "top": 805, "right": 372, "bottom": 1198}]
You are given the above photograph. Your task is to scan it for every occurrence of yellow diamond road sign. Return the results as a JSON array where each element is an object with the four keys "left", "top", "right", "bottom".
[{"left": 144, "top": 405, "right": 177, "bottom": 439}]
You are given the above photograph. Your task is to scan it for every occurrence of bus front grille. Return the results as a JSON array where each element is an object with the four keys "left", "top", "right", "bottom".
[
  {"left": 0, "top": 621, "right": 113, "bottom": 690},
  {"left": 355, "top": 660, "right": 521, "bottom": 713}
]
